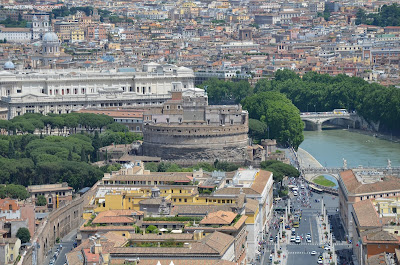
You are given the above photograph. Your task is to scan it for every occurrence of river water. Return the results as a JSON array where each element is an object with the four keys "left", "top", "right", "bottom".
[{"left": 299, "top": 129, "right": 400, "bottom": 168}]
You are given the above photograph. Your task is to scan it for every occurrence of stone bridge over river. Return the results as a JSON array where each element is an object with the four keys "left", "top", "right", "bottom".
[{"left": 300, "top": 112, "right": 359, "bottom": 131}]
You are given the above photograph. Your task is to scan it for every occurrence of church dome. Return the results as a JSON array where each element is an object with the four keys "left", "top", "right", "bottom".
[
  {"left": 43, "top": 32, "right": 59, "bottom": 43},
  {"left": 4, "top": 61, "right": 14, "bottom": 70}
]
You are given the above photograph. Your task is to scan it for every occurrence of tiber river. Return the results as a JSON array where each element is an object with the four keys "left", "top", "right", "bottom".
[{"left": 299, "top": 129, "right": 400, "bottom": 168}]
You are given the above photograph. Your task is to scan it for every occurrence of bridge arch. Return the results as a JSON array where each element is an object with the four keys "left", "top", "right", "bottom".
[{"left": 301, "top": 115, "right": 358, "bottom": 131}]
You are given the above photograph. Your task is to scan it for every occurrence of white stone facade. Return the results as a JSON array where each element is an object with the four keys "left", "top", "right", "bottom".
[{"left": 0, "top": 63, "right": 195, "bottom": 119}]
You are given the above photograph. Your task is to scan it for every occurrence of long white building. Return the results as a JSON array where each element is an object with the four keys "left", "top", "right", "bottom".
[{"left": 0, "top": 62, "right": 195, "bottom": 119}]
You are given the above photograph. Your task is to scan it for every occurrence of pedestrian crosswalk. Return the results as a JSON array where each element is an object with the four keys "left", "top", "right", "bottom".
[
  {"left": 265, "top": 242, "right": 351, "bottom": 247},
  {"left": 288, "top": 251, "right": 316, "bottom": 255}
]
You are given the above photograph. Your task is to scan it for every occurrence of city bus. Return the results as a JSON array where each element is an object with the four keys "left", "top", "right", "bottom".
[
  {"left": 293, "top": 215, "right": 300, "bottom": 228},
  {"left": 333, "top": 109, "right": 348, "bottom": 114}
]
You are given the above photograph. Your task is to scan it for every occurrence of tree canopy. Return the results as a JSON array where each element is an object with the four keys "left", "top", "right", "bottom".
[
  {"left": 355, "top": 4, "right": 400, "bottom": 26},
  {"left": 16, "top": 227, "right": 30, "bottom": 244},
  {"left": 0, "top": 184, "right": 29, "bottom": 200},
  {"left": 255, "top": 70, "right": 400, "bottom": 133},
  {"left": 0, "top": 113, "right": 142, "bottom": 191},
  {"left": 199, "top": 78, "right": 253, "bottom": 104},
  {"left": 242, "top": 91, "right": 304, "bottom": 149},
  {"left": 36, "top": 195, "right": 47, "bottom": 206}
]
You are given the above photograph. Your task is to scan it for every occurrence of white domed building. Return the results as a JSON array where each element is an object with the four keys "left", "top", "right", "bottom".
[
  {"left": 3, "top": 61, "right": 15, "bottom": 70},
  {"left": 30, "top": 32, "right": 72, "bottom": 68},
  {"left": 42, "top": 32, "right": 61, "bottom": 56}
]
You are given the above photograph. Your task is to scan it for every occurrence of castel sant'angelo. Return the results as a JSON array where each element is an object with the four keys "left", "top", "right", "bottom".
[{"left": 142, "top": 83, "right": 249, "bottom": 163}]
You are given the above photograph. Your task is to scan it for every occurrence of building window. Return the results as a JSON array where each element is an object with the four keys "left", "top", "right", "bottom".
[
  {"left": 179, "top": 199, "right": 181, "bottom": 202},
  {"left": 184, "top": 199, "right": 187, "bottom": 202}
]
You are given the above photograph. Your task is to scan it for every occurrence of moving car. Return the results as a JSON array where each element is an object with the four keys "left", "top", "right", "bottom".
[
  {"left": 306, "top": 237, "right": 312, "bottom": 243},
  {"left": 270, "top": 236, "right": 274, "bottom": 242},
  {"left": 317, "top": 258, "right": 323, "bottom": 264},
  {"left": 295, "top": 236, "right": 301, "bottom": 244},
  {"left": 311, "top": 251, "right": 317, "bottom": 255},
  {"left": 290, "top": 236, "right": 296, "bottom": 242}
]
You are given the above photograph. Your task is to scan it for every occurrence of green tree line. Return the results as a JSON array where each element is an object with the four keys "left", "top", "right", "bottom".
[
  {"left": 200, "top": 75, "right": 304, "bottom": 149},
  {"left": 0, "top": 113, "right": 142, "bottom": 191},
  {"left": 356, "top": 4, "right": 400, "bottom": 26},
  {"left": 255, "top": 70, "right": 400, "bottom": 133},
  {"left": 145, "top": 160, "right": 240, "bottom": 173}
]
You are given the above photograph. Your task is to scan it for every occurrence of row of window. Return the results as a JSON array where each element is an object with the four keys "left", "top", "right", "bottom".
[{"left": 360, "top": 192, "right": 399, "bottom": 201}]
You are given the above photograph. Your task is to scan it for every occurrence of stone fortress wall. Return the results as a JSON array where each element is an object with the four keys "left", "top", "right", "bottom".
[
  {"left": 143, "top": 123, "right": 249, "bottom": 161},
  {"left": 142, "top": 85, "right": 249, "bottom": 163}
]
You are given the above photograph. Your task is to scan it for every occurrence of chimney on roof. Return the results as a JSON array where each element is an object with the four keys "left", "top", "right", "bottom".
[
  {"left": 94, "top": 241, "right": 102, "bottom": 254},
  {"left": 183, "top": 242, "right": 192, "bottom": 249}
]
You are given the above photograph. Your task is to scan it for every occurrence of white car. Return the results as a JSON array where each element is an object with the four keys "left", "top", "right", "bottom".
[
  {"left": 293, "top": 191, "right": 298, "bottom": 196},
  {"left": 311, "top": 251, "right": 317, "bottom": 255},
  {"left": 324, "top": 246, "right": 331, "bottom": 251},
  {"left": 290, "top": 236, "right": 296, "bottom": 242},
  {"left": 318, "top": 258, "right": 323, "bottom": 264},
  {"left": 306, "top": 238, "right": 312, "bottom": 243},
  {"left": 295, "top": 236, "right": 301, "bottom": 244}
]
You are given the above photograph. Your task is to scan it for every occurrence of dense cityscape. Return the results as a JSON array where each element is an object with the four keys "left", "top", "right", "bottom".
[{"left": 0, "top": 0, "right": 399, "bottom": 265}]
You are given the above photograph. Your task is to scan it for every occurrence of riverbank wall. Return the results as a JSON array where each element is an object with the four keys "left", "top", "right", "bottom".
[{"left": 297, "top": 147, "right": 323, "bottom": 168}]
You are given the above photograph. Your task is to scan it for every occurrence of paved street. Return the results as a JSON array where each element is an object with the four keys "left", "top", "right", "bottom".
[
  {"left": 44, "top": 228, "right": 77, "bottom": 265},
  {"left": 259, "top": 176, "right": 352, "bottom": 265}
]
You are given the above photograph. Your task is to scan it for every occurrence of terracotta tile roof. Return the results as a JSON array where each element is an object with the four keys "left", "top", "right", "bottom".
[
  {"left": 200, "top": 211, "right": 237, "bottom": 225},
  {"left": 251, "top": 170, "right": 272, "bottom": 194},
  {"left": 110, "top": 231, "right": 234, "bottom": 256},
  {"left": 170, "top": 204, "right": 233, "bottom": 216},
  {"left": 245, "top": 198, "right": 259, "bottom": 214},
  {"left": 83, "top": 248, "right": 100, "bottom": 263},
  {"left": 367, "top": 252, "right": 388, "bottom": 265},
  {"left": 69, "top": 231, "right": 126, "bottom": 259},
  {"left": 0, "top": 27, "right": 31, "bottom": 32},
  {"left": 186, "top": 215, "right": 247, "bottom": 232},
  {"left": 363, "top": 230, "right": 400, "bottom": 244},
  {"left": 340, "top": 170, "right": 400, "bottom": 195},
  {"left": 80, "top": 225, "right": 138, "bottom": 232},
  {"left": 92, "top": 210, "right": 143, "bottom": 224},
  {"left": 65, "top": 251, "right": 84, "bottom": 265},
  {"left": 353, "top": 199, "right": 380, "bottom": 227}
]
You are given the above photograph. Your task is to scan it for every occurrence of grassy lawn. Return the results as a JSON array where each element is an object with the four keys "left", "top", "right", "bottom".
[{"left": 312, "top": 175, "right": 336, "bottom": 187}]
